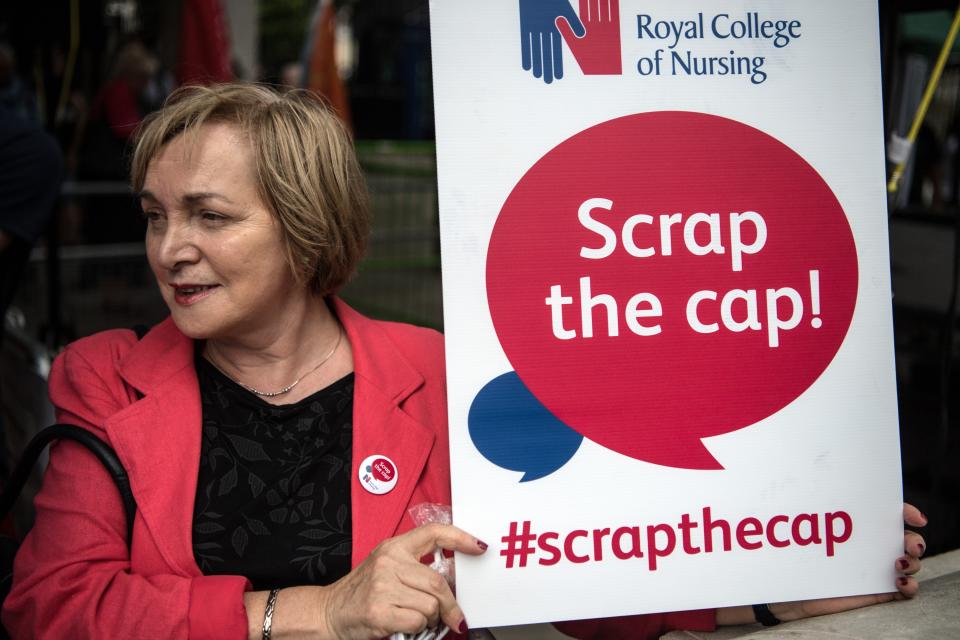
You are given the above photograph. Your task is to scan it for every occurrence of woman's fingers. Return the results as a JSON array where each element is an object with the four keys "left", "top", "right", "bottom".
[
  {"left": 902, "top": 503, "right": 927, "bottom": 529},
  {"left": 390, "top": 525, "right": 479, "bottom": 633},
  {"left": 899, "top": 505, "right": 925, "bottom": 589},
  {"left": 904, "top": 530, "right": 926, "bottom": 559},
  {"left": 389, "top": 608, "right": 431, "bottom": 635},
  {"left": 896, "top": 554, "right": 921, "bottom": 575},
  {"left": 895, "top": 505, "right": 924, "bottom": 600},
  {"left": 321, "top": 558, "right": 442, "bottom": 637},
  {"left": 896, "top": 574, "right": 920, "bottom": 598},
  {"left": 321, "top": 524, "right": 484, "bottom": 637},
  {"left": 396, "top": 562, "right": 462, "bottom": 630},
  {"left": 389, "top": 583, "right": 442, "bottom": 630},
  {"left": 896, "top": 505, "right": 922, "bottom": 598},
  {"left": 399, "top": 523, "right": 488, "bottom": 559}
]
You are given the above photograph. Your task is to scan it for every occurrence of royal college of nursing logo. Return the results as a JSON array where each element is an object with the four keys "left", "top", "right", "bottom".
[{"left": 518, "top": 0, "right": 623, "bottom": 83}]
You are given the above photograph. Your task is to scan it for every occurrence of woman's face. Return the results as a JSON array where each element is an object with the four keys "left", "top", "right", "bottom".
[{"left": 141, "top": 122, "right": 303, "bottom": 342}]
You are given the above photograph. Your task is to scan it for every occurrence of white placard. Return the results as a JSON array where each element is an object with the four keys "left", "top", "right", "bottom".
[{"left": 431, "top": 0, "right": 903, "bottom": 628}]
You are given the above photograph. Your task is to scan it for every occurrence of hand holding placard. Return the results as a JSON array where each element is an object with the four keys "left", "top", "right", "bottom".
[
  {"left": 712, "top": 504, "right": 926, "bottom": 626},
  {"left": 318, "top": 524, "right": 486, "bottom": 637}
]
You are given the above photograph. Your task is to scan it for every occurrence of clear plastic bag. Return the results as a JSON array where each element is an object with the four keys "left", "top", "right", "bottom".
[{"left": 408, "top": 502, "right": 455, "bottom": 587}]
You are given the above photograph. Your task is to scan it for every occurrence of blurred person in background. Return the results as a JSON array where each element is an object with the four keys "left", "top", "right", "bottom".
[
  {"left": 0, "top": 103, "right": 63, "bottom": 478},
  {"left": 78, "top": 40, "right": 166, "bottom": 243},
  {"left": 0, "top": 108, "right": 63, "bottom": 340},
  {"left": 0, "top": 42, "right": 39, "bottom": 125},
  {"left": 81, "top": 40, "right": 163, "bottom": 179}
]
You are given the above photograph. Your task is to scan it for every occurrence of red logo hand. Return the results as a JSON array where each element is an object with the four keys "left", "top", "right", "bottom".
[{"left": 556, "top": 0, "right": 622, "bottom": 75}]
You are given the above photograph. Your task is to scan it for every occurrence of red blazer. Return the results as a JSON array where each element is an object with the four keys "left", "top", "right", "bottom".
[
  {"left": 2, "top": 299, "right": 715, "bottom": 639},
  {"left": 2, "top": 300, "right": 452, "bottom": 639}
]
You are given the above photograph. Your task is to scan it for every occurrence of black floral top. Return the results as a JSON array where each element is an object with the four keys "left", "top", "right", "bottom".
[{"left": 192, "top": 353, "right": 354, "bottom": 590}]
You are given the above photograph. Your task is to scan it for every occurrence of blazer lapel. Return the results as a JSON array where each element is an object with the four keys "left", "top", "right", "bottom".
[
  {"left": 106, "top": 319, "right": 204, "bottom": 577},
  {"left": 350, "top": 379, "right": 435, "bottom": 564},
  {"left": 335, "top": 300, "right": 437, "bottom": 566}
]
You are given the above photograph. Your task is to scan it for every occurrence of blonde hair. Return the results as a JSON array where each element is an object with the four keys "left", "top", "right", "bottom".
[{"left": 131, "top": 83, "right": 369, "bottom": 294}]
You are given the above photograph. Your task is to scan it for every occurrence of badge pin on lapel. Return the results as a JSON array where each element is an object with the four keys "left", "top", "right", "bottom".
[{"left": 359, "top": 454, "right": 398, "bottom": 495}]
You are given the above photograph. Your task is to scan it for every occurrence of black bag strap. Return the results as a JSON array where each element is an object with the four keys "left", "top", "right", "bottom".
[
  {"left": 0, "top": 425, "right": 137, "bottom": 543},
  {"left": 0, "top": 327, "right": 147, "bottom": 543}
]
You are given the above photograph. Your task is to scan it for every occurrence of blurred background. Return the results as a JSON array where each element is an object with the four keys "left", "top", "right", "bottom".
[{"left": 0, "top": 0, "right": 958, "bottom": 555}]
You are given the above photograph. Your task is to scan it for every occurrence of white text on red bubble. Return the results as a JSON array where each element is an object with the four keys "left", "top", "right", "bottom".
[
  {"left": 577, "top": 197, "right": 767, "bottom": 272},
  {"left": 544, "top": 199, "right": 824, "bottom": 347}
]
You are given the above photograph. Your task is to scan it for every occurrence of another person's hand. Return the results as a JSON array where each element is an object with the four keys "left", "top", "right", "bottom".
[
  {"left": 319, "top": 524, "right": 487, "bottom": 638},
  {"left": 717, "top": 502, "right": 927, "bottom": 625}
]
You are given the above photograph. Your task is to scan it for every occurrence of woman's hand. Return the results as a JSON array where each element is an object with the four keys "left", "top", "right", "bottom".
[
  {"left": 717, "top": 502, "right": 927, "bottom": 626},
  {"left": 317, "top": 524, "right": 487, "bottom": 639},
  {"left": 898, "top": 502, "right": 927, "bottom": 597}
]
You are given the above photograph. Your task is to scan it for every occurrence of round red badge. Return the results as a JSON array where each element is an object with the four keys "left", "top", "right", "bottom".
[{"left": 359, "top": 454, "right": 399, "bottom": 495}]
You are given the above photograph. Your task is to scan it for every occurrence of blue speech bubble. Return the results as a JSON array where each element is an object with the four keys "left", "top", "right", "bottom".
[{"left": 468, "top": 371, "right": 583, "bottom": 482}]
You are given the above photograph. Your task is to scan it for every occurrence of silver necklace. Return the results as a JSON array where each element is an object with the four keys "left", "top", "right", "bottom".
[{"left": 206, "top": 325, "right": 343, "bottom": 398}]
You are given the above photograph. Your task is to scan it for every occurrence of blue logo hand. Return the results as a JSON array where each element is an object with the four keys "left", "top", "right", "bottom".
[{"left": 519, "top": 0, "right": 585, "bottom": 84}]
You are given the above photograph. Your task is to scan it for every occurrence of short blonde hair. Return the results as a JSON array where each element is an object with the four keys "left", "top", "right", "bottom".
[{"left": 131, "top": 83, "right": 369, "bottom": 294}]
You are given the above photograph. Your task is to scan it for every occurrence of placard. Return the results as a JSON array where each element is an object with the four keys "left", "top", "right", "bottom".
[{"left": 430, "top": 0, "right": 903, "bottom": 628}]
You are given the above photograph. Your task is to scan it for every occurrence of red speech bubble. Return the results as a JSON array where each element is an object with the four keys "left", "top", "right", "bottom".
[
  {"left": 372, "top": 458, "right": 396, "bottom": 482},
  {"left": 486, "top": 112, "right": 858, "bottom": 470}
]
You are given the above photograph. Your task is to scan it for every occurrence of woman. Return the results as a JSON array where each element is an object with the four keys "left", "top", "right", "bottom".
[{"left": 2, "top": 84, "right": 925, "bottom": 639}]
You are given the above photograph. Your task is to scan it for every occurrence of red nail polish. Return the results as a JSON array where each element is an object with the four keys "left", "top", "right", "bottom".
[
  {"left": 918, "top": 543, "right": 925, "bottom": 555},
  {"left": 898, "top": 558, "right": 909, "bottom": 570},
  {"left": 458, "top": 619, "right": 468, "bottom": 634},
  {"left": 898, "top": 577, "right": 908, "bottom": 586},
  {"left": 477, "top": 539, "right": 488, "bottom": 551},
  {"left": 443, "top": 548, "right": 455, "bottom": 559}
]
